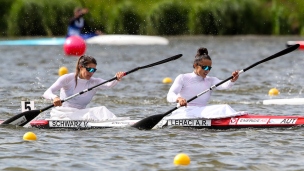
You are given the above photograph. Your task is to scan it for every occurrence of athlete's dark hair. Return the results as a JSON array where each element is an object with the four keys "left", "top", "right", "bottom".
[
  {"left": 193, "top": 47, "right": 211, "bottom": 68},
  {"left": 75, "top": 55, "right": 97, "bottom": 86}
]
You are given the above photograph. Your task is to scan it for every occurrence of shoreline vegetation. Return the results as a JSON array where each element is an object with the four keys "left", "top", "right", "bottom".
[{"left": 0, "top": 0, "right": 304, "bottom": 37}]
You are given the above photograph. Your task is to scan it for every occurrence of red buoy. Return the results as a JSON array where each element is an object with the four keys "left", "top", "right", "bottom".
[{"left": 63, "top": 36, "right": 86, "bottom": 56}]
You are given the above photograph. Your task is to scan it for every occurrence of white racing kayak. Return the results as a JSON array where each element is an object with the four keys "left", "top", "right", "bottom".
[
  {"left": 28, "top": 117, "right": 139, "bottom": 129},
  {"left": 263, "top": 98, "right": 304, "bottom": 105},
  {"left": 286, "top": 41, "right": 304, "bottom": 50},
  {"left": 86, "top": 35, "right": 169, "bottom": 45},
  {"left": 24, "top": 113, "right": 304, "bottom": 130},
  {"left": 0, "top": 35, "right": 169, "bottom": 46}
]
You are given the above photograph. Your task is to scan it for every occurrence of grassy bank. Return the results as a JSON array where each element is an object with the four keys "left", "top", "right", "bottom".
[{"left": 1, "top": 0, "right": 304, "bottom": 37}]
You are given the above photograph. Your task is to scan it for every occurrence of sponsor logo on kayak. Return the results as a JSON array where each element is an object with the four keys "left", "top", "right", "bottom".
[
  {"left": 229, "top": 118, "right": 239, "bottom": 125},
  {"left": 268, "top": 118, "right": 297, "bottom": 124},
  {"left": 167, "top": 119, "right": 211, "bottom": 126},
  {"left": 49, "top": 120, "right": 89, "bottom": 128},
  {"left": 236, "top": 118, "right": 269, "bottom": 125}
]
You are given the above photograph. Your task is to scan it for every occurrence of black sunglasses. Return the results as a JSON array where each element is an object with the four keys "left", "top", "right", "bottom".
[
  {"left": 198, "top": 65, "right": 212, "bottom": 71},
  {"left": 83, "top": 66, "right": 97, "bottom": 73}
]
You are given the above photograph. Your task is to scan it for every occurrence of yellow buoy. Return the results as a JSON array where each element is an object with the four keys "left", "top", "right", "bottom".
[
  {"left": 173, "top": 153, "right": 191, "bottom": 166},
  {"left": 268, "top": 88, "right": 279, "bottom": 96},
  {"left": 23, "top": 132, "right": 37, "bottom": 141},
  {"left": 162, "top": 77, "right": 173, "bottom": 84},
  {"left": 58, "top": 66, "right": 68, "bottom": 76}
]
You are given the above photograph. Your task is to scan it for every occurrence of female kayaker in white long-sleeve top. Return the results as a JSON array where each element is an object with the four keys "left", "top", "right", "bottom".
[
  {"left": 166, "top": 47, "right": 245, "bottom": 119},
  {"left": 43, "top": 55, "right": 125, "bottom": 120}
]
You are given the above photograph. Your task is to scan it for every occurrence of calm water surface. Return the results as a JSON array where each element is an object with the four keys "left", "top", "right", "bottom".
[{"left": 0, "top": 35, "right": 304, "bottom": 170}]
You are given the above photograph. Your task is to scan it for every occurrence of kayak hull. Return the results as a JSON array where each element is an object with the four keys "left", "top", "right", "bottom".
[
  {"left": 30, "top": 118, "right": 138, "bottom": 130},
  {"left": 0, "top": 35, "right": 169, "bottom": 46},
  {"left": 24, "top": 114, "right": 304, "bottom": 130},
  {"left": 263, "top": 98, "right": 304, "bottom": 105},
  {"left": 159, "top": 114, "right": 303, "bottom": 129},
  {"left": 286, "top": 41, "right": 304, "bottom": 50}
]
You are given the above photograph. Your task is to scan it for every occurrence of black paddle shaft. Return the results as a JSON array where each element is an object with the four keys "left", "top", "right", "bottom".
[
  {"left": 2, "top": 54, "right": 183, "bottom": 126},
  {"left": 132, "top": 44, "right": 300, "bottom": 130}
]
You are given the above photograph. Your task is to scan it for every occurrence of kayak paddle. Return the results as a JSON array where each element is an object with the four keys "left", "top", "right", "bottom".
[
  {"left": 132, "top": 44, "right": 300, "bottom": 130},
  {"left": 2, "top": 54, "right": 183, "bottom": 126}
]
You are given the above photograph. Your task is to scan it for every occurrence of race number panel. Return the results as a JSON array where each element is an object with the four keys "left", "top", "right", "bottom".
[{"left": 21, "top": 101, "right": 35, "bottom": 112}]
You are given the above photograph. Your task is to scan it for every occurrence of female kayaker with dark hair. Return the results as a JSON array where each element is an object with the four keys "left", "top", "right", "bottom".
[
  {"left": 43, "top": 55, "right": 125, "bottom": 120},
  {"left": 166, "top": 47, "right": 245, "bottom": 119}
]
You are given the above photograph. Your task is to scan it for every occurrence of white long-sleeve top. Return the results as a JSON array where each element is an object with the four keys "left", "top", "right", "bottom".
[
  {"left": 167, "top": 72, "right": 235, "bottom": 107},
  {"left": 43, "top": 73, "right": 119, "bottom": 109}
]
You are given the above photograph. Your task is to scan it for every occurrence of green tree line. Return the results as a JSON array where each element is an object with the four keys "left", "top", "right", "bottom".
[{"left": 0, "top": 0, "right": 303, "bottom": 37}]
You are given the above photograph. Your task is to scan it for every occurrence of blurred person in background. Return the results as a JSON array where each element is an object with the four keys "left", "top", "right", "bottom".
[{"left": 67, "top": 7, "right": 102, "bottom": 39}]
